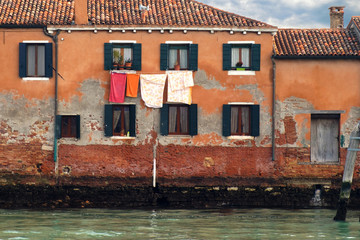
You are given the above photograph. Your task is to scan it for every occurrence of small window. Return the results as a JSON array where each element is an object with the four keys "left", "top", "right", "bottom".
[
  {"left": 223, "top": 44, "right": 261, "bottom": 71},
  {"left": 104, "top": 104, "right": 136, "bottom": 137},
  {"left": 160, "top": 43, "right": 198, "bottom": 71},
  {"left": 160, "top": 104, "right": 198, "bottom": 136},
  {"left": 19, "top": 42, "right": 53, "bottom": 78},
  {"left": 104, "top": 43, "right": 141, "bottom": 71},
  {"left": 55, "top": 115, "right": 80, "bottom": 139},
  {"left": 222, "top": 104, "right": 260, "bottom": 137}
]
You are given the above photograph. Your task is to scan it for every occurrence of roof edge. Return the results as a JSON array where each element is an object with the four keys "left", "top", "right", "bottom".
[{"left": 272, "top": 55, "right": 360, "bottom": 59}]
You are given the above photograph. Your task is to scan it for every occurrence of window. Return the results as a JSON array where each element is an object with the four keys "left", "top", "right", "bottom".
[
  {"left": 311, "top": 114, "right": 340, "bottom": 163},
  {"left": 104, "top": 43, "right": 141, "bottom": 71},
  {"left": 223, "top": 43, "right": 261, "bottom": 71},
  {"left": 55, "top": 115, "right": 80, "bottom": 139},
  {"left": 160, "top": 43, "right": 198, "bottom": 71},
  {"left": 222, "top": 104, "right": 260, "bottom": 137},
  {"left": 160, "top": 104, "right": 198, "bottom": 136},
  {"left": 19, "top": 42, "right": 53, "bottom": 78},
  {"left": 104, "top": 104, "right": 136, "bottom": 137}
]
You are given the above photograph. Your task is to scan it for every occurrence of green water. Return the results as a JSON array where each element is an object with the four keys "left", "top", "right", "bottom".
[{"left": 0, "top": 208, "right": 359, "bottom": 239}]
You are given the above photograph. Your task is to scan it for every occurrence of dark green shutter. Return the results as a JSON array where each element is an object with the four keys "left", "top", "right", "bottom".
[
  {"left": 19, "top": 43, "right": 27, "bottom": 78},
  {"left": 222, "top": 105, "right": 231, "bottom": 136},
  {"left": 160, "top": 44, "right": 169, "bottom": 70},
  {"left": 104, "top": 43, "right": 113, "bottom": 70},
  {"left": 251, "top": 44, "right": 261, "bottom": 71},
  {"left": 76, "top": 115, "right": 81, "bottom": 139},
  {"left": 160, "top": 104, "right": 169, "bottom": 135},
  {"left": 188, "top": 44, "right": 198, "bottom": 71},
  {"left": 189, "top": 104, "right": 198, "bottom": 136},
  {"left": 55, "top": 115, "right": 62, "bottom": 139},
  {"left": 129, "top": 105, "right": 136, "bottom": 137},
  {"left": 132, "top": 43, "right": 142, "bottom": 71},
  {"left": 44, "top": 43, "right": 53, "bottom": 78},
  {"left": 104, "top": 104, "right": 113, "bottom": 137},
  {"left": 250, "top": 105, "right": 260, "bottom": 137},
  {"left": 223, "top": 44, "right": 232, "bottom": 70}
]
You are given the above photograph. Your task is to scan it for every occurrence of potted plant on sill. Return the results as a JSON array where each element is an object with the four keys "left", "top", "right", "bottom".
[
  {"left": 113, "top": 50, "right": 120, "bottom": 70},
  {"left": 118, "top": 54, "right": 124, "bottom": 70},
  {"left": 125, "top": 58, "right": 132, "bottom": 69},
  {"left": 174, "top": 60, "right": 180, "bottom": 70},
  {"left": 236, "top": 61, "right": 245, "bottom": 71}
]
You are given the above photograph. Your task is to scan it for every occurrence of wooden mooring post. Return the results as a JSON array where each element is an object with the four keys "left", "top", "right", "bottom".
[{"left": 334, "top": 122, "right": 360, "bottom": 221}]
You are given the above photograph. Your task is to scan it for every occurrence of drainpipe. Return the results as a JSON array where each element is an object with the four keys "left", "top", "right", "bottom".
[
  {"left": 43, "top": 28, "right": 60, "bottom": 168},
  {"left": 271, "top": 56, "right": 276, "bottom": 161}
]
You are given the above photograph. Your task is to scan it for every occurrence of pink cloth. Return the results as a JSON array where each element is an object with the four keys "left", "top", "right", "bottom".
[{"left": 109, "top": 72, "right": 126, "bottom": 103}]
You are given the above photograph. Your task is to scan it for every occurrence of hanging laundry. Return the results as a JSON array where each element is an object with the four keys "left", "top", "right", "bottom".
[
  {"left": 126, "top": 74, "right": 140, "bottom": 97},
  {"left": 167, "top": 71, "right": 194, "bottom": 105},
  {"left": 140, "top": 74, "right": 167, "bottom": 108},
  {"left": 109, "top": 72, "right": 126, "bottom": 103}
]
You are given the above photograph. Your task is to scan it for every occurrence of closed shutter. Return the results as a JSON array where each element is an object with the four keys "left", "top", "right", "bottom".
[
  {"left": 160, "top": 104, "right": 169, "bottom": 135},
  {"left": 188, "top": 44, "right": 198, "bottom": 71},
  {"left": 250, "top": 44, "right": 261, "bottom": 71},
  {"left": 19, "top": 43, "right": 27, "bottom": 78},
  {"left": 104, "top": 104, "right": 113, "bottom": 137},
  {"left": 223, "top": 44, "right": 232, "bottom": 70},
  {"left": 75, "top": 115, "right": 81, "bottom": 139},
  {"left": 250, "top": 105, "right": 260, "bottom": 136},
  {"left": 44, "top": 43, "right": 53, "bottom": 78},
  {"left": 222, "top": 105, "right": 231, "bottom": 136},
  {"left": 129, "top": 105, "right": 136, "bottom": 137},
  {"left": 132, "top": 43, "right": 142, "bottom": 71},
  {"left": 189, "top": 104, "right": 198, "bottom": 136},
  {"left": 160, "top": 43, "right": 169, "bottom": 70},
  {"left": 104, "top": 43, "right": 113, "bottom": 70},
  {"left": 55, "top": 115, "right": 62, "bottom": 139}
]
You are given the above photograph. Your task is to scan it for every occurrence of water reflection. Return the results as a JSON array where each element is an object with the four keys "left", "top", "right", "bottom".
[{"left": 0, "top": 208, "right": 359, "bottom": 239}]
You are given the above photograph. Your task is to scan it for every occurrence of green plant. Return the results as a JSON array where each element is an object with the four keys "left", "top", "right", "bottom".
[
  {"left": 118, "top": 54, "right": 124, "bottom": 65},
  {"left": 125, "top": 58, "right": 132, "bottom": 63}
]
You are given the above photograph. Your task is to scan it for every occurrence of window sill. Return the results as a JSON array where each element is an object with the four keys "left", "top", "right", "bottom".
[
  {"left": 111, "top": 136, "right": 136, "bottom": 140},
  {"left": 228, "top": 70, "right": 255, "bottom": 76},
  {"left": 22, "top": 77, "right": 50, "bottom": 81},
  {"left": 298, "top": 161, "right": 340, "bottom": 165},
  {"left": 166, "top": 135, "right": 192, "bottom": 138},
  {"left": 111, "top": 70, "right": 137, "bottom": 74},
  {"left": 227, "top": 136, "right": 254, "bottom": 140}
]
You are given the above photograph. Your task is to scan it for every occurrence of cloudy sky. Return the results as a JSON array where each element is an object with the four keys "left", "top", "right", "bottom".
[{"left": 201, "top": 0, "right": 359, "bottom": 28}]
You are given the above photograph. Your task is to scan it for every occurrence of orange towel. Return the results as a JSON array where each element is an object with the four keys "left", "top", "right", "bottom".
[{"left": 126, "top": 74, "right": 140, "bottom": 97}]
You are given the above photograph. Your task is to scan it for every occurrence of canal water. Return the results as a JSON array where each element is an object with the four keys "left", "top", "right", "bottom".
[{"left": 0, "top": 208, "right": 359, "bottom": 239}]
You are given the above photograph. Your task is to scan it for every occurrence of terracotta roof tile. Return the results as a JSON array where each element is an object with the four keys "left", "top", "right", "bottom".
[
  {"left": 0, "top": 0, "right": 74, "bottom": 25},
  {"left": 87, "top": 0, "right": 275, "bottom": 28},
  {"left": 350, "top": 16, "right": 360, "bottom": 30},
  {"left": 273, "top": 29, "right": 360, "bottom": 57}
]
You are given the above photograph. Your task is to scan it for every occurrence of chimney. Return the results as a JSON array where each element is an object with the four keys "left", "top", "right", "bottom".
[
  {"left": 74, "top": 0, "right": 89, "bottom": 25},
  {"left": 329, "top": 6, "right": 345, "bottom": 29}
]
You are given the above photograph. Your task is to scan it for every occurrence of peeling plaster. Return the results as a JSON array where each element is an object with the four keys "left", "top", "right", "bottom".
[{"left": 194, "top": 69, "right": 225, "bottom": 90}]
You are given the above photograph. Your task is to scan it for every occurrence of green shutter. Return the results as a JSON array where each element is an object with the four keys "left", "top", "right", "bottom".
[
  {"left": 55, "top": 115, "right": 62, "bottom": 139},
  {"left": 160, "top": 104, "right": 169, "bottom": 136},
  {"left": 104, "top": 43, "right": 113, "bottom": 70},
  {"left": 250, "top": 105, "right": 260, "bottom": 137},
  {"left": 19, "top": 43, "right": 27, "bottom": 78},
  {"left": 160, "top": 43, "right": 169, "bottom": 70},
  {"left": 223, "top": 44, "right": 232, "bottom": 70},
  {"left": 132, "top": 43, "right": 141, "bottom": 71},
  {"left": 44, "top": 43, "right": 53, "bottom": 78},
  {"left": 76, "top": 115, "right": 81, "bottom": 139},
  {"left": 189, "top": 104, "right": 198, "bottom": 136},
  {"left": 104, "top": 104, "right": 113, "bottom": 137},
  {"left": 251, "top": 44, "right": 261, "bottom": 71},
  {"left": 188, "top": 44, "right": 198, "bottom": 71},
  {"left": 222, "top": 105, "right": 231, "bottom": 136},
  {"left": 129, "top": 105, "right": 136, "bottom": 137}
]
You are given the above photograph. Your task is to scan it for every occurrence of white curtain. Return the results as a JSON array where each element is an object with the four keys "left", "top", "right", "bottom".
[
  {"left": 180, "top": 106, "right": 188, "bottom": 133},
  {"left": 169, "top": 106, "right": 177, "bottom": 133},
  {"left": 37, "top": 45, "right": 45, "bottom": 76},
  {"left": 169, "top": 49, "right": 177, "bottom": 69},
  {"left": 241, "top": 48, "right": 250, "bottom": 68},
  {"left": 113, "top": 108, "right": 121, "bottom": 132},
  {"left": 27, "top": 45, "right": 36, "bottom": 76},
  {"left": 123, "top": 48, "right": 132, "bottom": 62},
  {"left": 179, "top": 49, "right": 188, "bottom": 69},
  {"left": 124, "top": 107, "right": 130, "bottom": 133},
  {"left": 230, "top": 106, "right": 239, "bottom": 133},
  {"left": 231, "top": 48, "right": 239, "bottom": 68},
  {"left": 241, "top": 107, "right": 250, "bottom": 134}
]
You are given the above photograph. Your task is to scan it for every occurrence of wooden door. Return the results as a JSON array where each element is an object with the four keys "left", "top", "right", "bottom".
[{"left": 311, "top": 114, "right": 339, "bottom": 163}]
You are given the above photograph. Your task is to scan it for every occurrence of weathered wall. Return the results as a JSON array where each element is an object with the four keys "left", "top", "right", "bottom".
[{"left": 0, "top": 27, "right": 359, "bottom": 189}]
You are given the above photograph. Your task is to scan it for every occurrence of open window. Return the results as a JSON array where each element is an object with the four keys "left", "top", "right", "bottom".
[
  {"left": 160, "top": 43, "right": 198, "bottom": 71},
  {"left": 160, "top": 104, "right": 198, "bottom": 136},
  {"left": 222, "top": 104, "right": 260, "bottom": 137},
  {"left": 104, "top": 104, "right": 136, "bottom": 137},
  {"left": 104, "top": 42, "right": 141, "bottom": 71},
  {"left": 19, "top": 42, "right": 53, "bottom": 78},
  {"left": 223, "top": 43, "right": 261, "bottom": 71}
]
